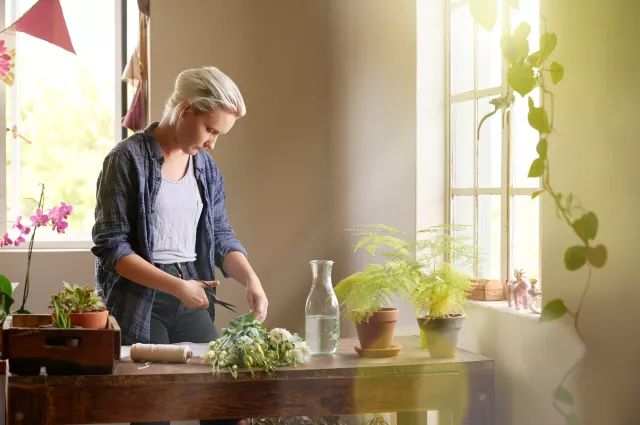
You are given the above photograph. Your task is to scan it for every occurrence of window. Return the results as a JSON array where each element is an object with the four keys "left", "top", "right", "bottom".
[
  {"left": 447, "top": 0, "right": 540, "bottom": 282},
  {"left": 1, "top": 0, "right": 129, "bottom": 247}
]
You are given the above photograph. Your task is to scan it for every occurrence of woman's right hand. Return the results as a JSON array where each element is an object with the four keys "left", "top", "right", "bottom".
[{"left": 178, "top": 280, "right": 218, "bottom": 309}]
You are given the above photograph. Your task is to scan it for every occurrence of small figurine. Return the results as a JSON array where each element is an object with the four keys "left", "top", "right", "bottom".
[
  {"left": 507, "top": 268, "right": 531, "bottom": 310},
  {"left": 528, "top": 278, "right": 542, "bottom": 314}
]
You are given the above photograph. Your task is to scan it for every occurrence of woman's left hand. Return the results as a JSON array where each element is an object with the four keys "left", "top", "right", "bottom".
[{"left": 246, "top": 279, "right": 268, "bottom": 322}]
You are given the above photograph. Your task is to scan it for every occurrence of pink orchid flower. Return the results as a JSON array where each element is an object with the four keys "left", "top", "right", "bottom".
[{"left": 30, "top": 209, "right": 49, "bottom": 227}]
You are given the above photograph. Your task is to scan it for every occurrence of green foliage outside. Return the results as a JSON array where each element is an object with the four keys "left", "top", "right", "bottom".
[{"left": 7, "top": 63, "right": 115, "bottom": 240}]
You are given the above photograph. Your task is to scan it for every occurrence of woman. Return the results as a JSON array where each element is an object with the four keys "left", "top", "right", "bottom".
[{"left": 92, "top": 66, "right": 267, "bottom": 425}]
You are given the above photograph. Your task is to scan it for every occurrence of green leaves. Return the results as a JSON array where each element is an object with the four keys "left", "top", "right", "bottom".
[
  {"left": 501, "top": 23, "right": 531, "bottom": 65},
  {"left": 469, "top": 0, "right": 498, "bottom": 31},
  {"left": 0, "top": 274, "right": 13, "bottom": 298},
  {"left": 565, "top": 246, "right": 588, "bottom": 270},
  {"left": 550, "top": 62, "right": 565, "bottom": 84},
  {"left": 539, "top": 33, "right": 558, "bottom": 63},
  {"left": 540, "top": 299, "right": 568, "bottom": 321},
  {"left": 528, "top": 158, "right": 545, "bottom": 178},
  {"left": 508, "top": 62, "right": 536, "bottom": 96},
  {"left": 587, "top": 244, "right": 608, "bottom": 268},
  {"left": 528, "top": 97, "right": 551, "bottom": 133},
  {"left": 531, "top": 189, "right": 544, "bottom": 199},
  {"left": 572, "top": 212, "right": 598, "bottom": 243},
  {"left": 536, "top": 138, "right": 548, "bottom": 159},
  {"left": 554, "top": 387, "right": 574, "bottom": 405}
]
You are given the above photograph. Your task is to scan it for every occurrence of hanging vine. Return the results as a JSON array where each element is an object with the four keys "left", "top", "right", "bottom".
[{"left": 469, "top": 0, "right": 607, "bottom": 423}]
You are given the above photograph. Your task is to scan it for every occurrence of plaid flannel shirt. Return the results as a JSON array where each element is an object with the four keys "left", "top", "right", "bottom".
[{"left": 91, "top": 123, "right": 247, "bottom": 345}]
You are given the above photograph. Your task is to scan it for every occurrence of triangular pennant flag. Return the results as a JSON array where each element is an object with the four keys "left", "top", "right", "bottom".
[{"left": 14, "top": 0, "right": 75, "bottom": 54}]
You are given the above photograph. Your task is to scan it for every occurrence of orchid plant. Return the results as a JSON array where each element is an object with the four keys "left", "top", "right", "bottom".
[
  {"left": 203, "top": 313, "right": 311, "bottom": 379},
  {"left": 0, "top": 184, "right": 73, "bottom": 313}
]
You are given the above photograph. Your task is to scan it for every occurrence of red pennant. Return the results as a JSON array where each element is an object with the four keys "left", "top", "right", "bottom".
[{"left": 14, "top": 0, "right": 75, "bottom": 54}]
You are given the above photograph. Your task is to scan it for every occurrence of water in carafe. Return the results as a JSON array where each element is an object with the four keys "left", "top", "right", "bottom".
[{"left": 304, "top": 260, "right": 340, "bottom": 355}]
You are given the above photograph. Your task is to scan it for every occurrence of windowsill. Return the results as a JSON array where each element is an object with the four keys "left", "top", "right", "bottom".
[
  {"left": 465, "top": 299, "right": 541, "bottom": 321},
  {"left": 0, "top": 241, "right": 93, "bottom": 251}
]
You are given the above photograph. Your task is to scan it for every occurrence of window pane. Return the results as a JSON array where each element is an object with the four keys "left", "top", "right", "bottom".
[
  {"left": 510, "top": 88, "right": 540, "bottom": 188},
  {"left": 452, "top": 195, "right": 473, "bottom": 275},
  {"left": 477, "top": 97, "right": 501, "bottom": 188},
  {"left": 6, "top": 0, "right": 116, "bottom": 241},
  {"left": 511, "top": 195, "right": 540, "bottom": 281},
  {"left": 450, "top": 4, "right": 474, "bottom": 95},
  {"left": 477, "top": 5, "right": 502, "bottom": 90},
  {"left": 478, "top": 195, "right": 501, "bottom": 279},
  {"left": 451, "top": 100, "right": 474, "bottom": 188}
]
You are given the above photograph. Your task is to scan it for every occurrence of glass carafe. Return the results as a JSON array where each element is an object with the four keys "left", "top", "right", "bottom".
[{"left": 305, "top": 260, "right": 340, "bottom": 355}]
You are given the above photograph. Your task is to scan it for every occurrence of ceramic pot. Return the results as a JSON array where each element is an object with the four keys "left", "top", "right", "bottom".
[
  {"left": 69, "top": 310, "right": 109, "bottom": 329},
  {"left": 355, "top": 307, "right": 398, "bottom": 349},
  {"left": 417, "top": 314, "right": 465, "bottom": 358}
]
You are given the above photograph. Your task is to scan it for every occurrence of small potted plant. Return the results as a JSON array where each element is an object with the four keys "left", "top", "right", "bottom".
[
  {"left": 334, "top": 225, "right": 420, "bottom": 355},
  {"left": 50, "top": 282, "right": 108, "bottom": 329},
  {"left": 409, "top": 225, "right": 474, "bottom": 358}
]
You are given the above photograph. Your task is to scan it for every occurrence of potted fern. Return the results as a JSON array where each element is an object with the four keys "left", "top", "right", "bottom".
[
  {"left": 335, "top": 225, "right": 420, "bottom": 355},
  {"left": 50, "top": 282, "right": 108, "bottom": 329},
  {"left": 409, "top": 226, "right": 474, "bottom": 358}
]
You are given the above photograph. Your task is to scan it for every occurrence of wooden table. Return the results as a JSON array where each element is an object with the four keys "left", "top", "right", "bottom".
[{"left": 6, "top": 336, "right": 493, "bottom": 425}]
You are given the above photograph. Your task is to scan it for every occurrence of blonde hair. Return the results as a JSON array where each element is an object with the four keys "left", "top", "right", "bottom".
[{"left": 161, "top": 66, "right": 246, "bottom": 125}]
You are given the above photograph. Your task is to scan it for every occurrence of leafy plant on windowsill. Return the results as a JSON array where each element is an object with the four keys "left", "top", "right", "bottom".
[
  {"left": 409, "top": 226, "right": 474, "bottom": 319},
  {"left": 334, "top": 225, "right": 419, "bottom": 324},
  {"left": 470, "top": 1, "right": 607, "bottom": 423}
]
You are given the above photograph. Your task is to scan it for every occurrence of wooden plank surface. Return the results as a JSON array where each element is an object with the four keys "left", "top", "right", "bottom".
[{"left": 7, "top": 336, "right": 494, "bottom": 425}]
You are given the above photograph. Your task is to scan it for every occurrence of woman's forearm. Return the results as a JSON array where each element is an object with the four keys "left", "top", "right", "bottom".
[{"left": 115, "top": 253, "right": 184, "bottom": 297}]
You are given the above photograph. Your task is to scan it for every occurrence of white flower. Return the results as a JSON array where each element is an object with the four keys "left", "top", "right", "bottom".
[
  {"left": 292, "top": 341, "right": 311, "bottom": 363},
  {"left": 237, "top": 335, "right": 254, "bottom": 346},
  {"left": 269, "top": 327, "right": 292, "bottom": 342}
]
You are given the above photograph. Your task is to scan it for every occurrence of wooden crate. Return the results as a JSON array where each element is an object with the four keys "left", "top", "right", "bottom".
[
  {"left": 468, "top": 278, "right": 504, "bottom": 301},
  {"left": 2, "top": 314, "right": 121, "bottom": 375}
]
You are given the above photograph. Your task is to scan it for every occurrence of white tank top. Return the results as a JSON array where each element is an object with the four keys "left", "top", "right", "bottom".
[{"left": 152, "top": 156, "right": 203, "bottom": 264}]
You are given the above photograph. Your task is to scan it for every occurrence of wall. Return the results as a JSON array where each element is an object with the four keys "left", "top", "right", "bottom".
[
  {"left": 459, "top": 0, "right": 640, "bottom": 424},
  {"left": 149, "top": 0, "right": 333, "bottom": 334}
]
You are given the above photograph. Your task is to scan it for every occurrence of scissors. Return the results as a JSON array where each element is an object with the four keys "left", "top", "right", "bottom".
[{"left": 198, "top": 280, "right": 237, "bottom": 312}]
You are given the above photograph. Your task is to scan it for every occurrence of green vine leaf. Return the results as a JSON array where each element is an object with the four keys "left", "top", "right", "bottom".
[
  {"left": 550, "top": 62, "right": 565, "bottom": 84},
  {"left": 528, "top": 97, "right": 552, "bottom": 133},
  {"left": 469, "top": 0, "right": 498, "bottom": 31},
  {"left": 501, "top": 23, "right": 530, "bottom": 65},
  {"left": 587, "top": 244, "right": 608, "bottom": 268},
  {"left": 531, "top": 189, "right": 544, "bottom": 199},
  {"left": 540, "top": 298, "right": 568, "bottom": 321},
  {"left": 536, "top": 138, "right": 548, "bottom": 159},
  {"left": 528, "top": 158, "right": 545, "bottom": 178},
  {"left": 527, "top": 51, "right": 542, "bottom": 68},
  {"left": 554, "top": 387, "right": 574, "bottom": 405},
  {"left": 508, "top": 62, "right": 537, "bottom": 96},
  {"left": 507, "top": 0, "right": 519, "bottom": 7},
  {"left": 565, "top": 246, "right": 588, "bottom": 271},
  {"left": 538, "top": 32, "right": 558, "bottom": 64},
  {"left": 572, "top": 212, "right": 598, "bottom": 243}
]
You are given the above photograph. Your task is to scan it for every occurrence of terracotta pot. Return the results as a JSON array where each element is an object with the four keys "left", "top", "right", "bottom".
[
  {"left": 69, "top": 310, "right": 109, "bottom": 329},
  {"left": 417, "top": 315, "right": 465, "bottom": 358},
  {"left": 355, "top": 307, "right": 398, "bottom": 349}
]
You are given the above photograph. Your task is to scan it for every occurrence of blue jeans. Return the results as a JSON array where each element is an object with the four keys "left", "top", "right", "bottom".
[{"left": 131, "top": 261, "right": 241, "bottom": 425}]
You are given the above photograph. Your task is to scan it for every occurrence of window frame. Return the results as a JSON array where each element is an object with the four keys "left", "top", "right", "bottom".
[
  {"left": 445, "top": 0, "right": 541, "bottom": 283},
  {"left": 0, "top": 0, "right": 128, "bottom": 250}
]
